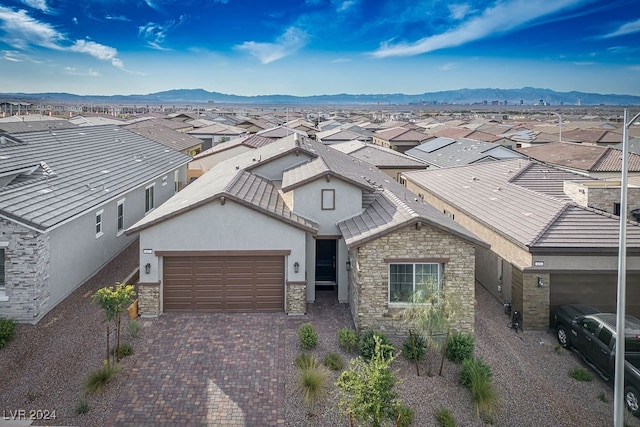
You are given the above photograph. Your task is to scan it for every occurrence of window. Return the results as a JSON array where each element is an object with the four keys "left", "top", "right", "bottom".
[
  {"left": 174, "top": 170, "right": 180, "bottom": 193},
  {"left": 116, "top": 199, "right": 125, "bottom": 235},
  {"left": 162, "top": 175, "right": 168, "bottom": 186},
  {"left": 597, "top": 327, "right": 613, "bottom": 347},
  {"left": 614, "top": 203, "right": 621, "bottom": 216},
  {"left": 580, "top": 318, "right": 599, "bottom": 334},
  {"left": 95, "top": 210, "right": 104, "bottom": 238},
  {"left": 321, "top": 189, "right": 335, "bottom": 210},
  {"left": 389, "top": 263, "right": 443, "bottom": 304},
  {"left": 145, "top": 184, "right": 155, "bottom": 213}
]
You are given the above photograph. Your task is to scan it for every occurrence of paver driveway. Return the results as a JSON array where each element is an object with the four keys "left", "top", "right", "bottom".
[{"left": 107, "top": 312, "right": 288, "bottom": 426}]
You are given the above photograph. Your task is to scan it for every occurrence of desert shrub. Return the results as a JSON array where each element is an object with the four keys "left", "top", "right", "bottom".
[
  {"left": 435, "top": 407, "right": 456, "bottom": 427},
  {"left": 569, "top": 367, "right": 592, "bottom": 382},
  {"left": 338, "top": 327, "right": 359, "bottom": 352},
  {"left": 298, "top": 323, "right": 318, "bottom": 350},
  {"left": 125, "top": 319, "right": 143, "bottom": 338},
  {"left": 0, "top": 317, "right": 16, "bottom": 348},
  {"left": 393, "top": 403, "right": 415, "bottom": 427},
  {"left": 446, "top": 332, "right": 474, "bottom": 363},
  {"left": 84, "top": 364, "right": 121, "bottom": 393},
  {"left": 459, "top": 357, "right": 493, "bottom": 389},
  {"left": 360, "top": 331, "right": 395, "bottom": 361},
  {"left": 299, "top": 365, "right": 328, "bottom": 407},
  {"left": 403, "top": 334, "right": 427, "bottom": 362},
  {"left": 75, "top": 395, "right": 89, "bottom": 415},
  {"left": 295, "top": 353, "right": 317, "bottom": 370},
  {"left": 110, "top": 342, "right": 134, "bottom": 358},
  {"left": 323, "top": 352, "right": 344, "bottom": 371}
]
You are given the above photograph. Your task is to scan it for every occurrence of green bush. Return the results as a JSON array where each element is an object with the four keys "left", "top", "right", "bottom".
[
  {"left": 125, "top": 320, "right": 143, "bottom": 338},
  {"left": 459, "top": 357, "right": 493, "bottom": 389},
  {"left": 84, "top": 364, "right": 121, "bottom": 393},
  {"left": 338, "top": 327, "right": 359, "bottom": 352},
  {"left": 403, "top": 334, "right": 427, "bottom": 362},
  {"left": 0, "top": 317, "right": 16, "bottom": 348},
  {"left": 435, "top": 407, "right": 456, "bottom": 427},
  {"left": 323, "top": 352, "right": 344, "bottom": 371},
  {"left": 295, "top": 353, "right": 317, "bottom": 370},
  {"left": 75, "top": 395, "right": 89, "bottom": 415},
  {"left": 569, "top": 367, "right": 592, "bottom": 382},
  {"left": 360, "top": 331, "right": 395, "bottom": 361},
  {"left": 299, "top": 366, "right": 328, "bottom": 407},
  {"left": 446, "top": 332, "right": 475, "bottom": 363},
  {"left": 298, "top": 323, "right": 318, "bottom": 350},
  {"left": 114, "top": 342, "right": 134, "bottom": 358},
  {"left": 393, "top": 403, "right": 415, "bottom": 427}
]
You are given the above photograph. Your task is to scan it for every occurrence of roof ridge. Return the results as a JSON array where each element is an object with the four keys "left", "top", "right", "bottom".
[
  {"left": 384, "top": 189, "right": 419, "bottom": 218},
  {"left": 224, "top": 169, "right": 251, "bottom": 193},
  {"left": 506, "top": 160, "right": 534, "bottom": 183},
  {"left": 591, "top": 147, "right": 614, "bottom": 170}
]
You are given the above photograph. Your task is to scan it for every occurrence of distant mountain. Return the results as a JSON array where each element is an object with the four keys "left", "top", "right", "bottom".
[{"left": 1, "top": 87, "right": 639, "bottom": 106}]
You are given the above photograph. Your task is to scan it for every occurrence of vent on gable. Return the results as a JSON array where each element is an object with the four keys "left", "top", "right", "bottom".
[{"left": 0, "top": 161, "right": 56, "bottom": 189}]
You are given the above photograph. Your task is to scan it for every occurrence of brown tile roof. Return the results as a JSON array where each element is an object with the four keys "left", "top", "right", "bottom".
[
  {"left": 562, "top": 128, "right": 622, "bottom": 144},
  {"left": 517, "top": 142, "right": 640, "bottom": 172},
  {"left": 124, "top": 120, "right": 202, "bottom": 152}
]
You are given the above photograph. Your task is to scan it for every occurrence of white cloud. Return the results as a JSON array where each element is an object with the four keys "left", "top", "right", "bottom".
[
  {"left": 235, "top": 27, "right": 309, "bottom": 64},
  {"left": 449, "top": 4, "right": 471, "bottom": 20},
  {"left": 333, "top": 0, "right": 357, "bottom": 13},
  {"left": 439, "top": 62, "right": 457, "bottom": 71},
  {"left": 0, "top": 6, "right": 129, "bottom": 70},
  {"left": 21, "top": 0, "right": 51, "bottom": 13},
  {"left": 370, "top": 0, "right": 588, "bottom": 58},
  {"left": 602, "top": 18, "right": 640, "bottom": 39},
  {"left": 138, "top": 15, "right": 187, "bottom": 49},
  {"left": 64, "top": 66, "right": 100, "bottom": 77},
  {"left": 106, "top": 15, "right": 131, "bottom": 22},
  {"left": 72, "top": 17, "right": 78, "bottom": 25}
]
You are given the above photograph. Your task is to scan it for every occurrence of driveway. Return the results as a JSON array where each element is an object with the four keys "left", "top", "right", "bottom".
[{"left": 107, "top": 312, "right": 288, "bottom": 426}]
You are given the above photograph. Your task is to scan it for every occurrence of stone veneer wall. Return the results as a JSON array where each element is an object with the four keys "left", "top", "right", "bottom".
[
  {"left": 137, "top": 282, "right": 160, "bottom": 317},
  {"left": 563, "top": 181, "right": 640, "bottom": 215},
  {"left": 522, "top": 272, "right": 550, "bottom": 330},
  {"left": 0, "top": 218, "right": 50, "bottom": 322},
  {"left": 286, "top": 282, "right": 306, "bottom": 314},
  {"left": 350, "top": 224, "right": 476, "bottom": 335}
]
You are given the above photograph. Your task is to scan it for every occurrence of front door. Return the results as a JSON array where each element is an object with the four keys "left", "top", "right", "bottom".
[{"left": 315, "top": 239, "right": 337, "bottom": 282}]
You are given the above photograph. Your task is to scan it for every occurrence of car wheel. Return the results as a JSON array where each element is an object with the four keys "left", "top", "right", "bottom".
[
  {"left": 556, "top": 325, "right": 571, "bottom": 348},
  {"left": 626, "top": 386, "right": 640, "bottom": 416}
]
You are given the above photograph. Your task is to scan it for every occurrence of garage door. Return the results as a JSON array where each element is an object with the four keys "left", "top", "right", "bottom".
[
  {"left": 550, "top": 272, "right": 640, "bottom": 325},
  {"left": 163, "top": 255, "right": 284, "bottom": 312}
]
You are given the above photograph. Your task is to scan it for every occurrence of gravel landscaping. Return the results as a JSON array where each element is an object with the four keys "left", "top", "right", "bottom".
[{"left": 2, "top": 241, "right": 640, "bottom": 426}]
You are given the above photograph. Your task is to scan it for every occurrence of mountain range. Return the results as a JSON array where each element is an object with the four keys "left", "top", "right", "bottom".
[{"left": 1, "top": 87, "right": 639, "bottom": 106}]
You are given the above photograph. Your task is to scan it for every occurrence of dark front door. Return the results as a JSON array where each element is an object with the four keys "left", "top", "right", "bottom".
[{"left": 315, "top": 239, "right": 337, "bottom": 282}]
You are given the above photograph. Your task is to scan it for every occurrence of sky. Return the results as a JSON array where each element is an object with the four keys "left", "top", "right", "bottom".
[{"left": 0, "top": 0, "right": 639, "bottom": 97}]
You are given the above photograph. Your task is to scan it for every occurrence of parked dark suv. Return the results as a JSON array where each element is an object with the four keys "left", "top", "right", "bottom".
[{"left": 554, "top": 304, "right": 640, "bottom": 416}]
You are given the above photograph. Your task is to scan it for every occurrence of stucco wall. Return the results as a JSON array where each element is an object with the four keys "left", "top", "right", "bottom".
[
  {"left": 250, "top": 152, "right": 312, "bottom": 181},
  {"left": 349, "top": 224, "right": 476, "bottom": 335},
  {"left": 137, "top": 198, "right": 308, "bottom": 314}
]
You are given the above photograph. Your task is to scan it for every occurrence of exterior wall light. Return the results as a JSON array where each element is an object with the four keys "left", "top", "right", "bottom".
[
  {"left": 346, "top": 261, "right": 351, "bottom": 271},
  {"left": 294, "top": 262, "right": 299, "bottom": 274},
  {"left": 537, "top": 276, "right": 544, "bottom": 288},
  {"left": 145, "top": 263, "right": 151, "bottom": 274}
]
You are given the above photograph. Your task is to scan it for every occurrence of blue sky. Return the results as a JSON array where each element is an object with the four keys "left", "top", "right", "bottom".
[{"left": 0, "top": 0, "right": 639, "bottom": 96}]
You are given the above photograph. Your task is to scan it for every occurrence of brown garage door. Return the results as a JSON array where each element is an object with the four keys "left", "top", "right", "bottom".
[
  {"left": 549, "top": 272, "right": 640, "bottom": 326},
  {"left": 163, "top": 255, "right": 284, "bottom": 312}
]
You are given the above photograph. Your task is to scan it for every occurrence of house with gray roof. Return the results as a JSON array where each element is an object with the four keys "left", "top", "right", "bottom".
[
  {"left": 405, "top": 137, "right": 525, "bottom": 168},
  {"left": 126, "top": 135, "right": 486, "bottom": 334},
  {"left": 402, "top": 159, "right": 640, "bottom": 330},
  {"left": 0, "top": 125, "right": 191, "bottom": 322},
  {"left": 124, "top": 118, "right": 203, "bottom": 157}
]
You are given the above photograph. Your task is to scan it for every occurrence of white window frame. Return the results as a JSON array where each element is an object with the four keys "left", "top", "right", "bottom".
[
  {"left": 388, "top": 262, "right": 443, "bottom": 305},
  {"left": 0, "top": 243, "right": 7, "bottom": 301},
  {"left": 174, "top": 170, "right": 179, "bottom": 193},
  {"left": 321, "top": 189, "right": 335, "bottom": 210},
  {"left": 116, "top": 198, "right": 125, "bottom": 236},
  {"left": 162, "top": 175, "right": 168, "bottom": 187},
  {"left": 95, "top": 209, "right": 104, "bottom": 238},
  {"left": 145, "top": 183, "right": 155, "bottom": 213}
]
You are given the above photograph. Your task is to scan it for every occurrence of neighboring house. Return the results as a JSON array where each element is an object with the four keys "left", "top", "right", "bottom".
[
  {"left": 405, "top": 137, "right": 525, "bottom": 168},
  {"left": 126, "top": 135, "right": 486, "bottom": 334},
  {"left": 402, "top": 159, "right": 640, "bottom": 330},
  {"left": 234, "top": 118, "right": 272, "bottom": 134},
  {"left": 330, "top": 140, "right": 428, "bottom": 181},
  {"left": 0, "top": 125, "right": 191, "bottom": 322},
  {"left": 561, "top": 128, "right": 622, "bottom": 145},
  {"left": 187, "top": 134, "right": 275, "bottom": 181},
  {"left": 187, "top": 123, "right": 247, "bottom": 151},
  {"left": 372, "top": 127, "right": 431, "bottom": 153},
  {"left": 517, "top": 142, "right": 640, "bottom": 178},
  {"left": 256, "top": 126, "right": 308, "bottom": 139},
  {"left": 123, "top": 119, "right": 203, "bottom": 157},
  {"left": 316, "top": 128, "right": 371, "bottom": 144}
]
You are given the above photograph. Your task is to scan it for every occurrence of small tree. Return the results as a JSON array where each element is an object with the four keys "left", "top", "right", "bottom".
[
  {"left": 91, "top": 282, "right": 136, "bottom": 365},
  {"left": 400, "top": 275, "right": 460, "bottom": 376},
  {"left": 335, "top": 335, "right": 403, "bottom": 427}
]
